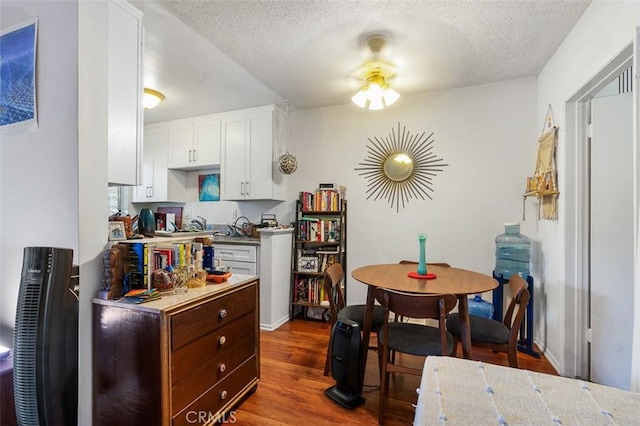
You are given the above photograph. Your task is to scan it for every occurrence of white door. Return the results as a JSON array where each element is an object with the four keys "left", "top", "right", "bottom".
[{"left": 590, "top": 92, "right": 634, "bottom": 390}]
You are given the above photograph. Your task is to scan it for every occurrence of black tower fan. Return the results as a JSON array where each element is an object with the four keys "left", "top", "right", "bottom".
[
  {"left": 324, "top": 318, "right": 365, "bottom": 409},
  {"left": 13, "top": 247, "right": 78, "bottom": 426}
]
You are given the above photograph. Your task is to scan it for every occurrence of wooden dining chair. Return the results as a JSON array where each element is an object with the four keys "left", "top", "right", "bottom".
[
  {"left": 446, "top": 274, "right": 530, "bottom": 368},
  {"left": 323, "top": 263, "right": 386, "bottom": 376},
  {"left": 375, "top": 288, "right": 457, "bottom": 425},
  {"left": 395, "top": 261, "right": 450, "bottom": 324}
]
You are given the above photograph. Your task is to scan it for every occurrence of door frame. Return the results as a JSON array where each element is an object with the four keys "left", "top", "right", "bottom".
[{"left": 565, "top": 42, "right": 635, "bottom": 382}]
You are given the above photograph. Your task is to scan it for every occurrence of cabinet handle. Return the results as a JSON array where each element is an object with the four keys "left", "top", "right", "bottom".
[
  {"left": 220, "top": 390, "right": 228, "bottom": 400},
  {"left": 219, "top": 308, "right": 227, "bottom": 319},
  {"left": 240, "top": 182, "right": 244, "bottom": 195},
  {"left": 193, "top": 149, "right": 197, "bottom": 162},
  {"left": 188, "top": 149, "right": 192, "bottom": 162},
  {"left": 218, "top": 363, "right": 226, "bottom": 373},
  {"left": 218, "top": 336, "right": 226, "bottom": 345},
  {"left": 245, "top": 181, "right": 250, "bottom": 195}
]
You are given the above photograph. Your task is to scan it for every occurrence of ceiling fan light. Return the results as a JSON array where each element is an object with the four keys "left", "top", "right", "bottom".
[
  {"left": 143, "top": 88, "right": 165, "bottom": 109},
  {"left": 383, "top": 87, "right": 400, "bottom": 106},
  {"left": 366, "top": 82, "right": 383, "bottom": 100},
  {"left": 352, "top": 88, "right": 369, "bottom": 108},
  {"left": 368, "top": 96, "right": 384, "bottom": 110}
]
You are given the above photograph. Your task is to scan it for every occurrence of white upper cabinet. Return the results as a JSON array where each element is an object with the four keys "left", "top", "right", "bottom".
[
  {"left": 221, "top": 105, "right": 286, "bottom": 201},
  {"left": 168, "top": 115, "right": 221, "bottom": 170},
  {"left": 133, "top": 125, "right": 187, "bottom": 203},
  {"left": 107, "top": 0, "right": 143, "bottom": 186}
]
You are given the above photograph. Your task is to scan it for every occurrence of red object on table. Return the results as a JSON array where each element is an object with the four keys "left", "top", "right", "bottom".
[{"left": 407, "top": 271, "right": 437, "bottom": 280}]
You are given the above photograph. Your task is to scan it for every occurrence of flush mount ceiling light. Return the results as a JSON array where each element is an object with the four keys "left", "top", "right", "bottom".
[
  {"left": 143, "top": 88, "right": 165, "bottom": 109},
  {"left": 351, "top": 35, "right": 400, "bottom": 110}
]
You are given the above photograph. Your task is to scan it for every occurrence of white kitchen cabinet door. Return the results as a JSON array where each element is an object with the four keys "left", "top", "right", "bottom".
[
  {"left": 168, "top": 116, "right": 221, "bottom": 169},
  {"left": 220, "top": 105, "right": 286, "bottom": 201},
  {"left": 221, "top": 114, "right": 247, "bottom": 199},
  {"left": 107, "top": 0, "right": 143, "bottom": 186},
  {"left": 246, "top": 110, "right": 274, "bottom": 199},
  {"left": 133, "top": 125, "right": 186, "bottom": 202},
  {"left": 193, "top": 116, "right": 221, "bottom": 168},
  {"left": 167, "top": 122, "right": 194, "bottom": 169}
]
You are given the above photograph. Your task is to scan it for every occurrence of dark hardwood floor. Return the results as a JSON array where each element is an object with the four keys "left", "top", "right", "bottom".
[{"left": 232, "top": 319, "right": 557, "bottom": 425}]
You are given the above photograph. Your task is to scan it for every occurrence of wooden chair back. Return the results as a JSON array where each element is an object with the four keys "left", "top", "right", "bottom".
[
  {"left": 323, "top": 263, "right": 345, "bottom": 326},
  {"left": 374, "top": 288, "right": 457, "bottom": 356},
  {"left": 504, "top": 274, "right": 530, "bottom": 343}
]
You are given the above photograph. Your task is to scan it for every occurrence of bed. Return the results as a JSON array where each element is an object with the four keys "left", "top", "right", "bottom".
[{"left": 414, "top": 356, "right": 640, "bottom": 425}]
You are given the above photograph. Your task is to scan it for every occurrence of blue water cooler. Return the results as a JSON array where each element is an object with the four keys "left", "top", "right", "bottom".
[
  {"left": 492, "top": 223, "right": 539, "bottom": 358},
  {"left": 495, "top": 222, "right": 530, "bottom": 279}
]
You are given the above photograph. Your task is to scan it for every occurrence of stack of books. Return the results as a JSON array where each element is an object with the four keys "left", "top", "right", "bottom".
[{"left": 123, "top": 288, "right": 161, "bottom": 304}]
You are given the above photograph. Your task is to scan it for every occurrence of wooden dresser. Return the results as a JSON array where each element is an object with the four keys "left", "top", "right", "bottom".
[{"left": 93, "top": 275, "right": 259, "bottom": 425}]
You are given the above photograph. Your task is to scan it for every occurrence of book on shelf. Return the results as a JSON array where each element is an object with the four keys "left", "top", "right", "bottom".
[{"left": 125, "top": 242, "right": 149, "bottom": 289}]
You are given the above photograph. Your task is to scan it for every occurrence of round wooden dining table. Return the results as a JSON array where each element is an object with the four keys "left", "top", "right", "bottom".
[{"left": 351, "top": 263, "right": 498, "bottom": 385}]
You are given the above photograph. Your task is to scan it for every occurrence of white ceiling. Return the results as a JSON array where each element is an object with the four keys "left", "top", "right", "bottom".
[{"left": 137, "top": 0, "right": 592, "bottom": 124}]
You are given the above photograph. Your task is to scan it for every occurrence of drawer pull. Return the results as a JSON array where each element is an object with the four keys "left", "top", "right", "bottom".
[
  {"left": 220, "top": 390, "right": 228, "bottom": 400},
  {"left": 219, "top": 308, "right": 228, "bottom": 319},
  {"left": 218, "top": 363, "right": 226, "bottom": 373},
  {"left": 219, "top": 336, "right": 226, "bottom": 345}
]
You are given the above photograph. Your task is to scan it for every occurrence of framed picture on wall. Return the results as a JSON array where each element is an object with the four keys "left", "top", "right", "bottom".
[{"left": 0, "top": 18, "right": 39, "bottom": 135}]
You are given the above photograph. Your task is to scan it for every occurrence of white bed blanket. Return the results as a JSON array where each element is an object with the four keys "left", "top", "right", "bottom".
[{"left": 414, "top": 356, "right": 640, "bottom": 425}]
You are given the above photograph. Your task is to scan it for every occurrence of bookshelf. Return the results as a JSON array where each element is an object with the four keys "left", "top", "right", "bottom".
[{"left": 290, "top": 186, "right": 347, "bottom": 320}]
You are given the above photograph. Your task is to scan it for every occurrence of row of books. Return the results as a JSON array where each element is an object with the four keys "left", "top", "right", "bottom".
[
  {"left": 297, "top": 217, "right": 341, "bottom": 242},
  {"left": 124, "top": 242, "right": 202, "bottom": 290},
  {"left": 299, "top": 183, "right": 346, "bottom": 212},
  {"left": 294, "top": 277, "right": 329, "bottom": 304}
]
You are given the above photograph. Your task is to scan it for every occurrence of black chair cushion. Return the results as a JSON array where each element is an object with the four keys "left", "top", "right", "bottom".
[
  {"left": 446, "top": 313, "right": 509, "bottom": 344},
  {"left": 338, "top": 304, "right": 386, "bottom": 330},
  {"left": 378, "top": 322, "right": 454, "bottom": 357}
]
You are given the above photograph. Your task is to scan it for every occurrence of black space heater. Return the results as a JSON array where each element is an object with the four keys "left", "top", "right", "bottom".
[
  {"left": 324, "top": 318, "right": 365, "bottom": 409},
  {"left": 13, "top": 247, "right": 79, "bottom": 426}
]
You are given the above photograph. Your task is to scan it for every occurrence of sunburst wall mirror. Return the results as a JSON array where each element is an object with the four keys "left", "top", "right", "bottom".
[{"left": 355, "top": 123, "right": 448, "bottom": 212}]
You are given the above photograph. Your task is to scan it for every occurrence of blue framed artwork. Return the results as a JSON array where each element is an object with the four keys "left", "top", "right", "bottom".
[
  {"left": 0, "top": 19, "right": 38, "bottom": 135},
  {"left": 198, "top": 174, "right": 220, "bottom": 202}
]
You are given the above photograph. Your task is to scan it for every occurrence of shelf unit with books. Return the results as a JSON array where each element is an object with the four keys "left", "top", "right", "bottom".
[{"left": 290, "top": 186, "right": 347, "bottom": 321}]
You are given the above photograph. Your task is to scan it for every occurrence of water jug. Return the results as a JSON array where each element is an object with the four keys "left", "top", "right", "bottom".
[
  {"left": 495, "top": 222, "right": 530, "bottom": 279},
  {"left": 468, "top": 294, "right": 494, "bottom": 319}
]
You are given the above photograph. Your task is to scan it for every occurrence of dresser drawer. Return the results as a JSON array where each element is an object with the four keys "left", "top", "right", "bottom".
[
  {"left": 171, "top": 285, "right": 255, "bottom": 350},
  {"left": 171, "top": 332, "right": 255, "bottom": 415},
  {"left": 171, "top": 311, "right": 255, "bottom": 383},
  {"left": 172, "top": 356, "right": 258, "bottom": 426}
]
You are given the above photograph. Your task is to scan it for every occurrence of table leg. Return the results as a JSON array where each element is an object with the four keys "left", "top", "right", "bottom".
[
  {"left": 458, "top": 295, "right": 473, "bottom": 359},
  {"left": 360, "top": 286, "right": 375, "bottom": 388}
]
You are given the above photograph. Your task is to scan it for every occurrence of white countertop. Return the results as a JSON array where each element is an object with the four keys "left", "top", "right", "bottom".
[{"left": 93, "top": 273, "right": 258, "bottom": 313}]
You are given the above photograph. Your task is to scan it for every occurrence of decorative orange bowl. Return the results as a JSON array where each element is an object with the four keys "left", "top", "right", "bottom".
[{"left": 207, "top": 271, "right": 232, "bottom": 283}]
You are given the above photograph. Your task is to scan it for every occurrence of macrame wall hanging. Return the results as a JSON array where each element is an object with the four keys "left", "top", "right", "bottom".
[{"left": 523, "top": 105, "right": 559, "bottom": 220}]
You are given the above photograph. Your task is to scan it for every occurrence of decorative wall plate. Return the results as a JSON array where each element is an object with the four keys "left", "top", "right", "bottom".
[{"left": 355, "top": 122, "right": 448, "bottom": 212}]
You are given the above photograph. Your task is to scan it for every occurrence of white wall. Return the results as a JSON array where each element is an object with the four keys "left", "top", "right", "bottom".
[
  {"left": 286, "top": 79, "right": 538, "bottom": 306},
  {"left": 537, "top": 0, "right": 640, "bottom": 379},
  {"left": 0, "top": 0, "right": 79, "bottom": 345}
]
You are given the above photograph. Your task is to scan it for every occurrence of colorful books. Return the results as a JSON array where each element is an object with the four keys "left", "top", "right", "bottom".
[{"left": 123, "top": 288, "right": 161, "bottom": 304}]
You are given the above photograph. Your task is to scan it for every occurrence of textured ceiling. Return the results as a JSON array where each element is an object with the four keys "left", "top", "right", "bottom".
[{"left": 141, "top": 0, "right": 591, "bottom": 122}]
